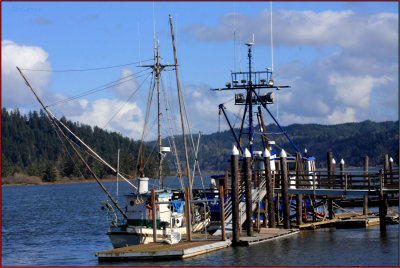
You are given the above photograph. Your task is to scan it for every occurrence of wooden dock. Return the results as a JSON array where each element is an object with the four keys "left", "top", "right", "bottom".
[
  {"left": 96, "top": 240, "right": 231, "bottom": 261},
  {"left": 236, "top": 228, "right": 299, "bottom": 246}
]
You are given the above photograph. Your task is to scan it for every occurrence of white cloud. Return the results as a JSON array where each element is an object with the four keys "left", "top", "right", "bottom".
[
  {"left": 326, "top": 107, "right": 357, "bottom": 125},
  {"left": 113, "top": 68, "right": 139, "bottom": 99},
  {"left": 182, "top": 8, "right": 398, "bottom": 127},
  {"left": 1, "top": 40, "right": 52, "bottom": 108},
  {"left": 329, "top": 74, "right": 391, "bottom": 109},
  {"left": 69, "top": 98, "right": 144, "bottom": 139}
]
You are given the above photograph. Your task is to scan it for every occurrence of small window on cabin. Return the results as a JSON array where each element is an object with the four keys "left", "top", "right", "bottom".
[{"left": 130, "top": 200, "right": 134, "bottom": 206}]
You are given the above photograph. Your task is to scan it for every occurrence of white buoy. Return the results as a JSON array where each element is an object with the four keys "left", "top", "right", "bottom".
[
  {"left": 389, "top": 157, "right": 393, "bottom": 163},
  {"left": 340, "top": 159, "right": 345, "bottom": 165},
  {"left": 332, "top": 158, "right": 336, "bottom": 164},
  {"left": 138, "top": 177, "right": 149, "bottom": 194}
]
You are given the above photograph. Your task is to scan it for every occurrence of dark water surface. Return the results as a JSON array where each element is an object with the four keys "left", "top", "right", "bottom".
[{"left": 2, "top": 181, "right": 398, "bottom": 267}]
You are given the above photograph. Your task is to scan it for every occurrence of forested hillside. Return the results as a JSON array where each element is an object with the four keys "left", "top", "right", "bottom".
[
  {"left": 1, "top": 108, "right": 167, "bottom": 183},
  {"left": 161, "top": 120, "right": 399, "bottom": 173},
  {"left": 2, "top": 107, "right": 398, "bottom": 184}
]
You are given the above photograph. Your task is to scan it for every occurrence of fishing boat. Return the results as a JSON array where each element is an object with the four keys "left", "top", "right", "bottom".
[
  {"left": 209, "top": 40, "right": 318, "bottom": 233},
  {"left": 17, "top": 15, "right": 211, "bottom": 248}
]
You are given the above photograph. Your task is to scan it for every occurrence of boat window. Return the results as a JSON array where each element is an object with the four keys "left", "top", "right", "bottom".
[{"left": 130, "top": 200, "right": 134, "bottom": 206}]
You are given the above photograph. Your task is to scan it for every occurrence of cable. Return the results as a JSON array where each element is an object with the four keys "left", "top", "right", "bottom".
[{"left": 19, "top": 59, "right": 152, "bottom": 72}]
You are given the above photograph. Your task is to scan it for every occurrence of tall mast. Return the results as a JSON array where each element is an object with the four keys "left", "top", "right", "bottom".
[
  {"left": 155, "top": 44, "right": 163, "bottom": 189},
  {"left": 140, "top": 41, "right": 175, "bottom": 189},
  {"left": 169, "top": 14, "right": 192, "bottom": 195},
  {"left": 247, "top": 42, "right": 254, "bottom": 156}
]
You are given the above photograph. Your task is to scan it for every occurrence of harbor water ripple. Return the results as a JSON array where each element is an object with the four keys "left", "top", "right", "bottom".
[{"left": 2, "top": 181, "right": 398, "bottom": 267}]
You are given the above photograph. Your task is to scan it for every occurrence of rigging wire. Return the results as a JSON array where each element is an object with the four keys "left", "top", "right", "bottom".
[
  {"left": 135, "top": 73, "right": 156, "bottom": 178},
  {"left": 102, "top": 71, "right": 152, "bottom": 129},
  {"left": 160, "top": 75, "right": 184, "bottom": 189},
  {"left": 19, "top": 59, "right": 152, "bottom": 72},
  {"left": 46, "top": 68, "right": 151, "bottom": 108}
]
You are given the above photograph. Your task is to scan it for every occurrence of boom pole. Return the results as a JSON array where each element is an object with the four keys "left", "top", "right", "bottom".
[
  {"left": 16, "top": 67, "right": 128, "bottom": 219},
  {"left": 169, "top": 14, "right": 192, "bottom": 196}
]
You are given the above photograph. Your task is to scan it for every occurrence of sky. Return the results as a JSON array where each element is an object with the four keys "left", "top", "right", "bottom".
[{"left": 1, "top": 1, "right": 399, "bottom": 141}]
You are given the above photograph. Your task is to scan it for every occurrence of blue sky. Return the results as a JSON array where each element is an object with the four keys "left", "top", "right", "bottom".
[{"left": 2, "top": 1, "right": 398, "bottom": 140}]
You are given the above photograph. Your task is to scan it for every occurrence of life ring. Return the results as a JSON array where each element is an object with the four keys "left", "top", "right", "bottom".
[{"left": 146, "top": 197, "right": 158, "bottom": 220}]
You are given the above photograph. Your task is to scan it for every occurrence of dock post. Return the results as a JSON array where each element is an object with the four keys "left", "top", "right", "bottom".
[
  {"left": 280, "top": 149, "right": 290, "bottom": 229},
  {"left": 379, "top": 193, "right": 388, "bottom": 233},
  {"left": 185, "top": 187, "right": 192, "bottom": 241},
  {"left": 219, "top": 185, "right": 226, "bottom": 241},
  {"left": 363, "top": 156, "right": 369, "bottom": 215},
  {"left": 231, "top": 145, "right": 240, "bottom": 245},
  {"left": 151, "top": 189, "right": 157, "bottom": 242},
  {"left": 263, "top": 148, "right": 276, "bottom": 228},
  {"left": 296, "top": 194, "right": 303, "bottom": 225},
  {"left": 224, "top": 169, "right": 229, "bottom": 197},
  {"left": 327, "top": 154, "right": 335, "bottom": 220},
  {"left": 340, "top": 159, "right": 345, "bottom": 189},
  {"left": 244, "top": 148, "right": 254, "bottom": 236}
]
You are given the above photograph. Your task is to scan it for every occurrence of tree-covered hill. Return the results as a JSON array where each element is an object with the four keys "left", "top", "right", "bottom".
[
  {"left": 1, "top": 108, "right": 167, "bottom": 182},
  {"left": 2, "top": 107, "right": 397, "bottom": 183},
  {"left": 159, "top": 120, "right": 398, "bottom": 173}
]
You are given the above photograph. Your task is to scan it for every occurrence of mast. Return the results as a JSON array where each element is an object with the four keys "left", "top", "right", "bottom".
[
  {"left": 169, "top": 14, "right": 192, "bottom": 195},
  {"left": 139, "top": 43, "right": 174, "bottom": 189},
  {"left": 247, "top": 42, "right": 254, "bottom": 156},
  {"left": 156, "top": 44, "right": 163, "bottom": 189}
]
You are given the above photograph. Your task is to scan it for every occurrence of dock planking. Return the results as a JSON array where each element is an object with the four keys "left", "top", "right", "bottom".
[
  {"left": 96, "top": 240, "right": 231, "bottom": 261},
  {"left": 236, "top": 228, "right": 299, "bottom": 246}
]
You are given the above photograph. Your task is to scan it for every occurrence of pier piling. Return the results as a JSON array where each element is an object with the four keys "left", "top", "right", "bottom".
[
  {"left": 280, "top": 149, "right": 290, "bottom": 229},
  {"left": 231, "top": 145, "right": 240, "bottom": 245},
  {"left": 264, "top": 148, "right": 276, "bottom": 228},
  {"left": 363, "top": 156, "right": 369, "bottom": 215},
  {"left": 244, "top": 148, "right": 254, "bottom": 236}
]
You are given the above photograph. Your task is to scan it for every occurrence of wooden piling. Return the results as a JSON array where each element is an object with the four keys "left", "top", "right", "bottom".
[
  {"left": 379, "top": 193, "right": 388, "bottom": 233},
  {"left": 224, "top": 169, "right": 229, "bottom": 197},
  {"left": 231, "top": 146, "right": 240, "bottom": 245},
  {"left": 184, "top": 187, "right": 191, "bottom": 241},
  {"left": 263, "top": 148, "right": 276, "bottom": 228},
  {"left": 244, "top": 148, "right": 254, "bottom": 236},
  {"left": 363, "top": 156, "right": 369, "bottom": 215},
  {"left": 219, "top": 185, "right": 226, "bottom": 241},
  {"left": 151, "top": 189, "right": 157, "bottom": 242},
  {"left": 296, "top": 194, "right": 303, "bottom": 225},
  {"left": 280, "top": 149, "right": 290, "bottom": 229},
  {"left": 327, "top": 154, "right": 334, "bottom": 220}
]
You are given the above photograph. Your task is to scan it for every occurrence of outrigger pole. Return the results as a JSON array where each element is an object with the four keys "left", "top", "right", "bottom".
[{"left": 17, "top": 67, "right": 128, "bottom": 219}]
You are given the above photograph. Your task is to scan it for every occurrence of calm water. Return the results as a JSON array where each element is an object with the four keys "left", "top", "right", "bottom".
[{"left": 2, "top": 180, "right": 399, "bottom": 267}]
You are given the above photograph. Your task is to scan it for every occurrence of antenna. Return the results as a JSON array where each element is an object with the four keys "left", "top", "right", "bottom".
[
  {"left": 270, "top": 1, "right": 274, "bottom": 73},
  {"left": 138, "top": 21, "right": 142, "bottom": 66},
  {"left": 233, "top": 1, "right": 237, "bottom": 73},
  {"left": 152, "top": 1, "right": 156, "bottom": 49}
]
